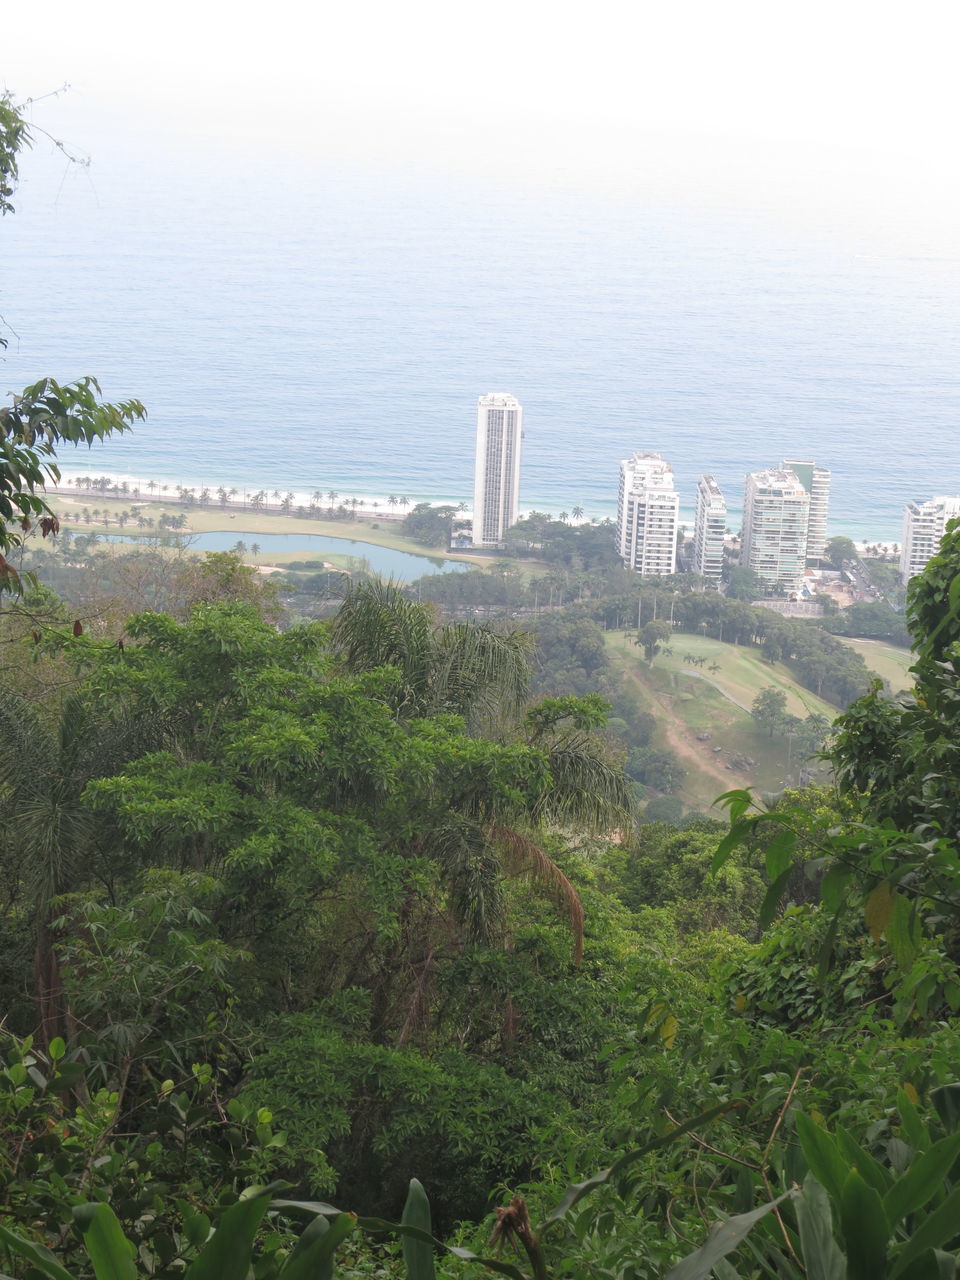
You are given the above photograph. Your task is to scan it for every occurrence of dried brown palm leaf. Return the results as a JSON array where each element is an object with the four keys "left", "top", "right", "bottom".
[{"left": 488, "top": 822, "right": 584, "bottom": 965}]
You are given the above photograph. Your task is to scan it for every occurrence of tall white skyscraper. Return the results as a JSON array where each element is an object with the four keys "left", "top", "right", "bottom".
[
  {"left": 900, "top": 495, "right": 960, "bottom": 583},
  {"left": 782, "top": 459, "right": 831, "bottom": 560},
  {"left": 693, "top": 475, "right": 727, "bottom": 581},
  {"left": 616, "top": 452, "right": 679, "bottom": 576},
  {"left": 741, "top": 469, "right": 810, "bottom": 594},
  {"left": 472, "top": 393, "right": 523, "bottom": 547}
]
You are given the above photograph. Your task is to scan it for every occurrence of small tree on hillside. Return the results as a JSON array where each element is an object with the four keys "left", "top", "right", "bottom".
[{"left": 752, "top": 686, "right": 788, "bottom": 736}]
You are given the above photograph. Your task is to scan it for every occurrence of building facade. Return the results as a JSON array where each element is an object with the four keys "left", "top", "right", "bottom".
[
  {"left": 900, "top": 495, "right": 960, "bottom": 583},
  {"left": 741, "top": 469, "right": 810, "bottom": 594},
  {"left": 782, "top": 459, "right": 831, "bottom": 560},
  {"left": 693, "top": 475, "right": 727, "bottom": 582},
  {"left": 616, "top": 452, "right": 679, "bottom": 576},
  {"left": 472, "top": 393, "right": 523, "bottom": 547}
]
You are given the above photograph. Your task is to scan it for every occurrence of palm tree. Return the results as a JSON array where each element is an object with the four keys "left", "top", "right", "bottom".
[
  {"left": 388, "top": 494, "right": 398, "bottom": 508},
  {"left": 572, "top": 505, "right": 584, "bottom": 520},
  {"left": 399, "top": 496, "right": 409, "bottom": 508},
  {"left": 327, "top": 489, "right": 339, "bottom": 506},
  {"left": 250, "top": 542, "right": 261, "bottom": 556},
  {"left": 331, "top": 583, "right": 630, "bottom": 1011},
  {"left": 559, "top": 511, "right": 569, "bottom": 523}
]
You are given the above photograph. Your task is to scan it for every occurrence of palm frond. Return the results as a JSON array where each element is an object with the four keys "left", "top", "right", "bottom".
[
  {"left": 491, "top": 822, "right": 585, "bottom": 965},
  {"left": 535, "top": 734, "right": 633, "bottom": 832},
  {"left": 428, "top": 819, "right": 505, "bottom": 947},
  {"left": 0, "top": 685, "right": 58, "bottom": 797}
]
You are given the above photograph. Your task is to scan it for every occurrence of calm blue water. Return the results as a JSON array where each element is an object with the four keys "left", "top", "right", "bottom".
[
  {"left": 5, "top": 132, "right": 960, "bottom": 542},
  {"left": 102, "top": 531, "right": 465, "bottom": 579}
]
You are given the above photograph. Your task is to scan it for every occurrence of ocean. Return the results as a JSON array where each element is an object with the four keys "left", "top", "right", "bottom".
[{"left": 5, "top": 130, "right": 960, "bottom": 543}]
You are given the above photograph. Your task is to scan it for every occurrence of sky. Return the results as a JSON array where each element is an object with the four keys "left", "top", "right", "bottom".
[{"left": 5, "top": 0, "right": 960, "bottom": 237}]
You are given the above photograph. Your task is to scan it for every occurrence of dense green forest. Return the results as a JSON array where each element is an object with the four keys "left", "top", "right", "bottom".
[{"left": 5, "top": 91, "right": 960, "bottom": 1280}]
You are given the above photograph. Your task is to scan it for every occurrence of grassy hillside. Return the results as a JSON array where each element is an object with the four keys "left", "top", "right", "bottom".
[
  {"left": 605, "top": 631, "right": 836, "bottom": 812},
  {"left": 836, "top": 636, "right": 913, "bottom": 693}
]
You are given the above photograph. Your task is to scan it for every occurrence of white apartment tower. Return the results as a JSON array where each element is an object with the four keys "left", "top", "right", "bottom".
[
  {"left": 472, "top": 393, "right": 523, "bottom": 547},
  {"left": 741, "top": 469, "right": 811, "bottom": 594},
  {"left": 693, "top": 475, "right": 727, "bottom": 582},
  {"left": 782, "top": 459, "right": 831, "bottom": 560},
  {"left": 900, "top": 495, "right": 960, "bottom": 583},
  {"left": 617, "top": 452, "right": 680, "bottom": 576}
]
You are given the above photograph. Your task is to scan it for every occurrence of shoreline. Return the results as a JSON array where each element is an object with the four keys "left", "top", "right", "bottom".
[{"left": 53, "top": 467, "right": 906, "bottom": 547}]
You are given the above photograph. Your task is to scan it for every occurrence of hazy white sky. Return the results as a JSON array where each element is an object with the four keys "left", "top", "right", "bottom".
[{"left": 5, "top": 0, "right": 960, "bottom": 233}]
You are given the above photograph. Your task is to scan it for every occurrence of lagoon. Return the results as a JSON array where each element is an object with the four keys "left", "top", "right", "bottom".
[{"left": 104, "top": 530, "right": 467, "bottom": 580}]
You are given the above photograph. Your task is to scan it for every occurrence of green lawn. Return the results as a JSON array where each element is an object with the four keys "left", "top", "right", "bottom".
[
  {"left": 605, "top": 631, "right": 835, "bottom": 813},
  {"left": 836, "top": 637, "right": 913, "bottom": 693}
]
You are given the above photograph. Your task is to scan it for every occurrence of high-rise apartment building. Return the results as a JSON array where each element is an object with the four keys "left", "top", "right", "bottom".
[
  {"left": 741, "top": 469, "right": 810, "bottom": 594},
  {"left": 616, "top": 452, "right": 679, "bottom": 576},
  {"left": 782, "top": 459, "right": 831, "bottom": 560},
  {"left": 900, "top": 495, "right": 960, "bottom": 583},
  {"left": 693, "top": 475, "right": 727, "bottom": 582},
  {"left": 472, "top": 393, "right": 523, "bottom": 547}
]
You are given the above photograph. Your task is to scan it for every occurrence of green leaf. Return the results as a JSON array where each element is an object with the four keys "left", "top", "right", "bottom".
[
  {"left": 764, "top": 829, "right": 796, "bottom": 882},
  {"left": 796, "top": 1176, "right": 844, "bottom": 1280},
  {"left": 48, "top": 1037, "right": 65, "bottom": 1061},
  {"left": 355, "top": 1220, "right": 528, "bottom": 1280},
  {"left": 884, "top": 1131, "right": 960, "bottom": 1227},
  {"left": 183, "top": 1214, "right": 211, "bottom": 1250},
  {"left": 0, "top": 1225, "right": 74, "bottom": 1280},
  {"left": 186, "top": 1186, "right": 274, "bottom": 1280},
  {"left": 836, "top": 1125, "right": 892, "bottom": 1195},
  {"left": 897, "top": 1090, "right": 930, "bottom": 1152},
  {"left": 401, "top": 1179, "right": 436, "bottom": 1280},
  {"left": 539, "top": 1099, "right": 741, "bottom": 1228},
  {"left": 278, "top": 1213, "right": 356, "bottom": 1280},
  {"left": 891, "top": 1186, "right": 960, "bottom": 1278},
  {"left": 759, "top": 867, "right": 793, "bottom": 930},
  {"left": 796, "top": 1113, "right": 849, "bottom": 1206},
  {"left": 712, "top": 820, "right": 753, "bottom": 873},
  {"left": 839, "top": 1169, "right": 889, "bottom": 1280},
  {"left": 662, "top": 1190, "right": 796, "bottom": 1280},
  {"left": 895, "top": 1250, "right": 942, "bottom": 1280},
  {"left": 931, "top": 1084, "right": 960, "bottom": 1134},
  {"left": 887, "top": 894, "right": 920, "bottom": 970},
  {"left": 821, "top": 865, "right": 852, "bottom": 913},
  {"left": 72, "top": 1204, "right": 136, "bottom": 1280}
]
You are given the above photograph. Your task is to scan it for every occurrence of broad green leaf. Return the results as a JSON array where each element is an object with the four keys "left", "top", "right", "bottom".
[
  {"left": 662, "top": 1190, "right": 796, "bottom": 1280},
  {"left": 0, "top": 1225, "right": 73, "bottom": 1280},
  {"left": 931, "top": 1084, "right": 960, "bottom": 1134},
  {"left": 796, "top": 1177, "right": 844, "bottom": 1280},
  {"left": 764, "top": 829, "right": 796, "bottom": 881},
  {"left": 839, "top": 1169, "right": 889, "bottom": 1280},
  {"left": 712, "top": 820, "right": 753, "bottom": 873},
  {"left": 895, "top": 1250, "right": 941, "bottom": 1280},
  {"left": 891, "top": 1186, "right": 960, "bottom": 1278},
  {"left": 897, "top": 1089, "right": 930, "bottom": 1152},
  {"left": 401, "top": 1178, "right": 436, "bottom": 1280},
  {"left": 72, "top": 1205, "right": 136, "bottom": 1280},
  {"left": 887, "top": 894, "right": 920, "bottom": 970},
  {"left": 48, "top": 1037, "right": 65, "bottom": 1060},
  {"left": 796, "top": 1113, "right": 849, "bottom": 1205},
  {"left": 183, "top": 1214, "right": 211, "bottom": 1250},
  {"left": 278, "top": 1213, "right": 355, "bottom": 1280},
  {"left": 186, "top": 1186, "right": 274, "bottom": 1280},
  {"left": 821, "top": 865, "right": 852, "bottom": 913},
  {"left": 865, "top": 883, "right": 896, "bottom": 943},
  {"left": 836, "top": 1125, "right": 891, "bottom": 1195},
  {"left": 759, "top": 867, "right": 793, "bottom": 930},
  {"left": 884, "top": 1131, "right": 960, "bottom": 1226},
  {"left": 539, "top": 1099, "right": 741, "bottom": 1228}
]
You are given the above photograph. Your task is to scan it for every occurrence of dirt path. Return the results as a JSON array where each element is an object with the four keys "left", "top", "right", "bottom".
[{"left": 644, "top": 685, "right": 741, "bottom": 791}]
